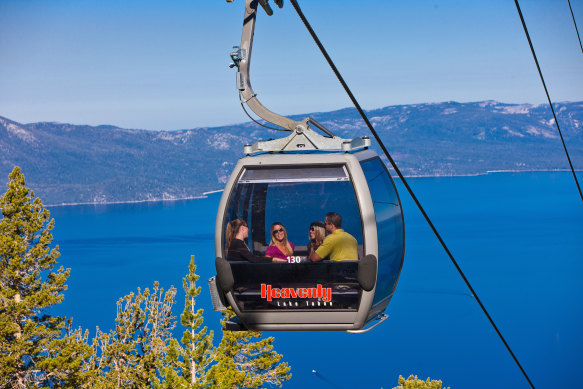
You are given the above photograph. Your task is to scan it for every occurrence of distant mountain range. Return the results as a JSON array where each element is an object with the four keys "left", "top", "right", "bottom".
[{"left": 1, "top": 101, "right": 582, "bottom": 205}]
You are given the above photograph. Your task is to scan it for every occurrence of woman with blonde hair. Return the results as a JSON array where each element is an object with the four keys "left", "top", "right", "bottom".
[
  {"left": 307, "top": 221, "right": 326, "bottom": 258},
  {"left": 225, "top": 219, "right": 274, "bottom": 263},
  {"left": 266, "top": 222, "right": 295, "bottom": 261}
]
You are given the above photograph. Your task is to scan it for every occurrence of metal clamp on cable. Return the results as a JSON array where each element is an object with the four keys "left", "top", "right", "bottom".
[{"left": 229, "top": 46, "right": 245, "bottom": 69}]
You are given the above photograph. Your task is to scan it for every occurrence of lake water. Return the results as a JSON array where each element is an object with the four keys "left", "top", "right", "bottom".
[{"left": 48, "top": 172, "right": 583, "bottom": 389}]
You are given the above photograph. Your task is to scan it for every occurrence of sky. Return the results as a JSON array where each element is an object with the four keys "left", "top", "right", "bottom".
[{"left": 1, "top": 0, "right": 582, "bottom": 131}]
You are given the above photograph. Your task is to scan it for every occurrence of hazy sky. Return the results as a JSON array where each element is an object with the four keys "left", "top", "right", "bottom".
[{"left": 1, "top": 0, "right": 582, "bottom": 130}]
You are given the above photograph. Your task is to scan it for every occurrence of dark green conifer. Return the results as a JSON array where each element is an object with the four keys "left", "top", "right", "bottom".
[{"left": 0, "top": 166, "right": 91, "bottom": 388}]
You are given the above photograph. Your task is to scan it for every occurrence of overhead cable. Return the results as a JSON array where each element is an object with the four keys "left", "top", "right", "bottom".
[
  {"left": 240, "top": 94, "right": 291, "bottom": 132},
  {"left": 568, "top": 0, "right": 583, "bottom": 55},
  {"left": 288, "top": 1, "right": 537, "bottom": 388},
  {"left": 514, "top": 0, "right": 583, "bottom": 202}
]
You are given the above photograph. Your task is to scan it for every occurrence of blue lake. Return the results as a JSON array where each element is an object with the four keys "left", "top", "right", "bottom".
[{"left": 48, "top": 172, "right": 583, "bottom": 388}]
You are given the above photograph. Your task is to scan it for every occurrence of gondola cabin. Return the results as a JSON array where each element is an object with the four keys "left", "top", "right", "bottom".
[
  {"left": 209, "top": 0, "right": 404, "bottom": 332},
  {"left": 210, "top": 136, "right": 404, "bottom": 331}
]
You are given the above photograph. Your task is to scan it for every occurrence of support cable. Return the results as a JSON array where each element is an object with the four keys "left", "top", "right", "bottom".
[
  {"left": 568, "top": 0, "right": 583, "bottom": 56},
  {"left": 240, "top": 94, "right": 291, "bottom": 132},
  {"left": 288, "top": 1, "right": 536, "bottom": 388},
  {"left": 514, "top": 0, "right": 583, "bottom": 202}
]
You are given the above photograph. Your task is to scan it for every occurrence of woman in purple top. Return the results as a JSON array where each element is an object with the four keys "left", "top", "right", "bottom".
[{"left": 265, "top": 222, "right": 295, "bottom": 261}]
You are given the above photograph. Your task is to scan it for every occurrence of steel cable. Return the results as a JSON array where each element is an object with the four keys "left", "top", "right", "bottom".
[
  {"left": 288, "top": 1, "right": 537, "bottom": 387},
  {"left": 568, "top": 0, "right": 583, "bottom": 56},
  {"left": 514, "top": 0, "right": 583, "bottom": 202}
]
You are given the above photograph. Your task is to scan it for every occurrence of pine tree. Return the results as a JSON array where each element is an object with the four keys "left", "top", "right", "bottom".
[
  {"left": 156, "top": 255, "right": 292, "bottom": 389},
  {"left": 80, "top": 256, "right": 291, "bottom": 388},
  {"left": 393, "top": 374, "right": 449, "bottom": 389},
  {"left": 0, "top": 166, "right": 90, "bottom": 388},
  {"left": 86, "top": 282, "right": 177, "bottom": 388},
  {"left": 208, "top": 309, "right": 291, "bottom": 388},
  {"left": 0, "top": 167, "right": 292, "bottom": 388},
  {"left": 161, "top": 255, "right": 214, "bottom": 389}
]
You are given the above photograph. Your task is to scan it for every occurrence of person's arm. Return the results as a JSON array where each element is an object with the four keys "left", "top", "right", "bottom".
[
  {"left": 240, "top": 249, "right": 272, "bottom": 263},
  {"left": 310, "top": 238, "right": 330, "bottom": 262},
  {"left": 234, "top": 240, "right": 272, "bottom": 263}
]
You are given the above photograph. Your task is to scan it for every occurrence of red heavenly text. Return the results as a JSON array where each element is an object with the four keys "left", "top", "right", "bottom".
[{"left": 261, "top": 283, "right": 332, "bottom": 302}]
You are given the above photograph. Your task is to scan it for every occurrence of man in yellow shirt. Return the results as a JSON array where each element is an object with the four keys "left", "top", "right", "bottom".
[{"left": 309, "top": 212, "right": 358, "bottom": 262}]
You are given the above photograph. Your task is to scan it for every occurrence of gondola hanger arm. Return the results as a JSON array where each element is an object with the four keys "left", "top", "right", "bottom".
[
  {"left": 228, "top": 0, "right": 300, "bottom": 132},
  {"left": 228, "top": 0, "right": 368, "bottom": 153}
]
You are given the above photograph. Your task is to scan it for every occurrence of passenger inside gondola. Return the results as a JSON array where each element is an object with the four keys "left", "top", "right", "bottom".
[
  {"left": 266, "top": 222, "right": 295, "bottom": 261},
  {"left": 223, "top": 165, "right": 366, "bottom": 263},
  {"left": 309, "top": 212, "right": 358, "bottom": 262},
  {"left": 307, "top": 221, "right": 326, "bottom": 258},
  {"left": 226, "top": 219, "right": 286, "bottom": 263}
]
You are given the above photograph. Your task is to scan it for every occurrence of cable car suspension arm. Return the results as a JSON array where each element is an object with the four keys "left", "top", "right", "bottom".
[
  {"left": 288, "top": 0, "right": 536, "bottom": 387},
  {"left": 229, "top": 0, "right": 370, "bottom": 154},
  {"left": 229, "top": 0, "right": 300, "bottom": 132}
]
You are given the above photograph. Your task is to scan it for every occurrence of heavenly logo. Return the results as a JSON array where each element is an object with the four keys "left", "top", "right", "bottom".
[{"left": 261, "top": 284, "right": 332, "bottom": 302}]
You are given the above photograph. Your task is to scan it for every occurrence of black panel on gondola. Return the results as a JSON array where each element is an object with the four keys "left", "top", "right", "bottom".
[{"left": 230, "top": 262, "right": 360, "bottom": 311}]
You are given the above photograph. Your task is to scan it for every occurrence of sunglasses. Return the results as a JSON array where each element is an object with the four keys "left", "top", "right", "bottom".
[
  {"left": 273, "top": 228, "right": 285, "bottom": 234},
  {"left": 309, "top": 227, "right": 317, "bottom": 231}
]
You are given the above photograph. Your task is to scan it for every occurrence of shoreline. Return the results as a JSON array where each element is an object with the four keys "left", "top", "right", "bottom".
[
  {"left": 45, "top": 169, "right": 579, "bottom": 207},
  {"left": 392, "top": 168, "right": 579, "bottom": 179},
  {"left": 46, "top": 194, "right": 212, "bottom": 208}
]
